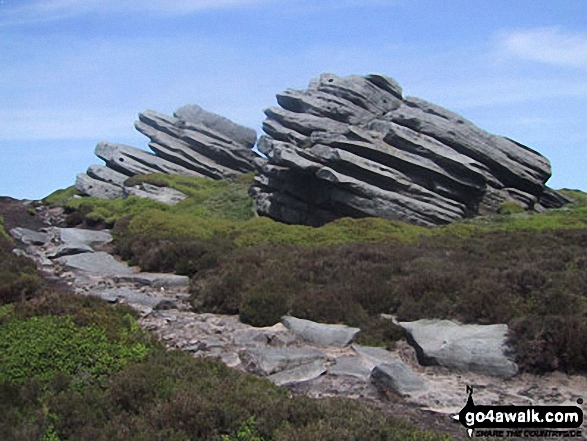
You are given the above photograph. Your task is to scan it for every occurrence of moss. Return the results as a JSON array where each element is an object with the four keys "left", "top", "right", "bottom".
[
  {"left": 558, "top": 188, "right": 587, "bottom": 207},
  {"left": 498, "top": 201, "right": 526, "bottom": 215},
  {"left": 42, "top": 186, "right": 77, "bottom": 206}
]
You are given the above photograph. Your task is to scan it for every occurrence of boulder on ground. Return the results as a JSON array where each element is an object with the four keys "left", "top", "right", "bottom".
[
  {"left": 371, "top": 361, "right": 429, "bottom": 396},
  {"left": 10, "top": 227, "right": 50, "bottom": 246},
  {"left": 399, "top": 319, "right": 518, "bottom": 378},
  {"left": 281, "top": 316, "right": 360, "bottom": 347},
  {"left": 239, "top": 347, "right": 327, "bottom": 376},
  {"left": 57, "top": 252, "right": 134, "bottom": 276},
  {"left": 268, "top": 360, "right": 327, "bottom": 386}
]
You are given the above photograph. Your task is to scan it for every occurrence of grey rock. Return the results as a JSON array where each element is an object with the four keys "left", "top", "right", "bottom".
[
  {"left": 76, "top": 173, "right": 124, "bottom": 199},
  {"left": 47, "top": 244, "right": 95, "bottom": 259},
  {"left": 113, "top": 273, "right": 190, "bottom": 289},
  {"left": 268, "top": 360, "right": 327, "bottom": 386},
  {"left": 400, "top": 319, "right": 518, "bottom": 378},
  {"left": 232, "top": 325, "right": 297, "bottom": 347},
  {"left": 251, "top": 73, "right": 568, "bottom": 226},
  {"left": 87, "top": 165, "right": 128, "bottom": 186},
  {"left": 57, "top": 252, "right": 134, "bottom": 276},
  {"left": 82, "top": 290, "right": 119, "bottom": 303},
  {"left": 123, "top": 183, "right": 187, "bottom": 206},
  {"left": 281, "top": 316, "right": 360, "bottom": 347},
  {"left": 352, "top": 344, "right": 402, "bottom": 370},
  {"left": 175, "top": 104, "right": 258, "bottom": 148},
  {"left": 12, "top": 248, "right": 27, "bottom": 257},
  {"left": 371, "top": 361, "right": 428, "bottom": 396},
  {"left": 239, "top": 347, "right": 327, "bottom": 376},
  {"left": 329, "top": 356, "right": 372, "bottom": 380},
  {"left": 10, "top": 227, "right": 50, "bottom": 246},
  {"left": 76, "top": 104, "right": 259, "bottom": 203},
  {"left": 58, "top": 228, "right": 113, "bottom": 248},
  {"left": 88, "top": 288, "right": 174, "bottom": 309},
  {"left": 95, "top": 142, "right": 201, "bottom": 178}
]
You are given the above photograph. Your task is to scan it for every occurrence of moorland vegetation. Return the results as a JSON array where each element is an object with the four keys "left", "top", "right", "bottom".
[
  {"left": 1, "top": 197, "right": 451, "bottom": 441},
  {"left": 45, "top": 175, "right": 587, "bottom": 373}
]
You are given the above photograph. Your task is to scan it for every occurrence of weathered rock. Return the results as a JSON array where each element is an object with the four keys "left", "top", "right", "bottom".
[
  {"left": 113, "top": 273, "right": 190, "bottom": 289},
  {"left": 76, "top": 173, "right": 124, "bottom": 200},
  {"left": 268, "top": 360, "right": 327, "bottom": 386},
  {"left": 96, "top": 142, "right": 201, "bottom": 178},
  {"left": 10, "top": 227, "right": 50, "bottom": 246},
  {"left": 232, "top": 324, "right": 297, "bottom": 347},
  {"left": 76, "top": 104, "right": 259, "bottom": 202},
  {"left": 239, "top": 347, "right": 327, "bottom": 376},
  {"left": 47, "top": 243, "right": 95, "bottom": 259},
  {"left": 251, "top": 73, "right": 567, "bottom": 226},
  {"left": 352, "top": 344, "right": 401, "bottom": 370},
  {"left": 57, "top": 252, "right": 134, "bottom": 276},
  {"left": 371, "top": 361, "right": 428, "bottom": 396},
  {"left": 281, "top": 316, "right": 360, "bottom": 347},
  {"left": 329, "top": 356, "right": 372, "bottom": 380},
  {"left": 400, "top": 319, "right": 518, "bottom": 378},
  {"left": 88, "top": 288, "right": 175, "bottom": 309},
  {"left": 123, "top": 183, "right": 187, "bottom": 206},
  {"left": 58, "top": 228, "right": 113, "bottom": 248}
]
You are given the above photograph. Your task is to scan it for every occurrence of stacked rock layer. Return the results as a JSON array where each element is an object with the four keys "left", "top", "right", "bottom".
[
  {"left": 250, "top": 73, "right": 569, "bottom": 227},
  {"left": 76, "top": 105, "right": 258, "bottom": 201}
]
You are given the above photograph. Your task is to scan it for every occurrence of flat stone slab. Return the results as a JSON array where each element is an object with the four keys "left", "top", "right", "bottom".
[
  {"left": 10, "top": 227, "right": 50, "bottom": 246},
  {"left": 57, "top": 252, "right": 134, "bottom": 276},
  {"left": 399, "top": 319, "right": 518, "bottom": 378},
  {"left": 371, "top": 360, "right": 428, "bottom": 396},
  {"left": 124, "top": 184, "right": 187, "bottom": 206},
  {"left": 239, "top": 347, "right": 327, "bottom": 376},
  {"left": 351, "top": 344, "right": 400, "bottom": 370},
  {"left": 88, "top": 288, "right": 175, "bottom": 309},
  {"left": 113, "top": 273, "right": 190, "bottom": 289},
  {"left": 232, "top": 324, "right": 296, "bottom": 347},
  {"left": 47, "top": 244, "right": 95, "bottom": 259},
  {"left": 268, "top": 360, "right": 327, "bottom": 387},
  {"left": 281, "top": 316, "right": 360, "bottom": 347},
  {"left": 58, "top": 228, "right": 113, "bottom": 248},
  {"left": 328, "top": 356, "right": 372, "bottom": 380}
]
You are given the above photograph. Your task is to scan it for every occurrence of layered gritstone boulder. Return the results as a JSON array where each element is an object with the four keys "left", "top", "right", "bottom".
[
  {"left": 76, "top": 105, "right": 258, "bottom": 203},
  {"left": 250, "top": 73, "right": 569, "bottom": 226}
]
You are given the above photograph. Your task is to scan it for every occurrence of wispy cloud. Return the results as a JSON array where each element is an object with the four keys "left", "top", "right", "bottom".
[
  {"left": 0, "top": 0, "right": 403, "bottom": 26},
  {"left": 0, "top": 0, "right": 272, "bottom": 26},
  {"left": 498, "top": 27, "right": 587, "bottom": 69}
]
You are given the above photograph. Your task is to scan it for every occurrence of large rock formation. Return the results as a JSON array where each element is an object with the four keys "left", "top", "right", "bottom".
[
  {"left": 76, "top": 105, "right": 258, "bottom": 202},
  {"left": 250, "top": 73, "right": 569, "bottom": 226}
]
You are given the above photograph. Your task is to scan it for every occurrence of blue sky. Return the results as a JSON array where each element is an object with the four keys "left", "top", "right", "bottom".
[{"left": 1, "top": 0, "right": 586, "bottom": 199}]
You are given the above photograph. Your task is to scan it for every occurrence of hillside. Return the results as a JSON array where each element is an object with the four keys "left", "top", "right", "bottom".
[{"left": 1, "top": 175, "right": 585, "bottom": 440}]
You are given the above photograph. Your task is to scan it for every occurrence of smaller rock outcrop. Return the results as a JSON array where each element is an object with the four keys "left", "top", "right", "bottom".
[{"left": 76, "top": 105, "right": 258, "bottom": 203}]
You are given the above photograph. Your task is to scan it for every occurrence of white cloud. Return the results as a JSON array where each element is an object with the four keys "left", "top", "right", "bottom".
[
  {"left": 0, "top": 0, "right": 272, "bottom": 26},
  {"left": 498, "top": 27, "right": 587, "bottom": 69},
  {"left": 0, "top": 0, "right": 403, "bottom": 26}
]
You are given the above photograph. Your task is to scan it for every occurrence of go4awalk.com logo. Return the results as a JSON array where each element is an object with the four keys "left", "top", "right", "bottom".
[{"left": 452, "top": 386, "right": 584, "bottom": 438}]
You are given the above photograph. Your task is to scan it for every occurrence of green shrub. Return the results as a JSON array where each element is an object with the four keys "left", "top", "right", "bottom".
[
  {"left": 498, "top": 201, "right": 526, "bottom": 214},
  {"left": 0, "top": 235, "right": 40, "bottom": 305},
  {"left": 239, "top": 283, "right": 290, "bottom": 327},
  {"left": 42, "top": 186, "right": 77, "bottom": 206},
  {"left": 509, "top": 315, "right": 587, "bottom": 373},
  {"left": 0, "top": 315, "right": 150, "bottom": 384},
  {"left": 191, "top": 229, "right": 587, "bottom": 372}
]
